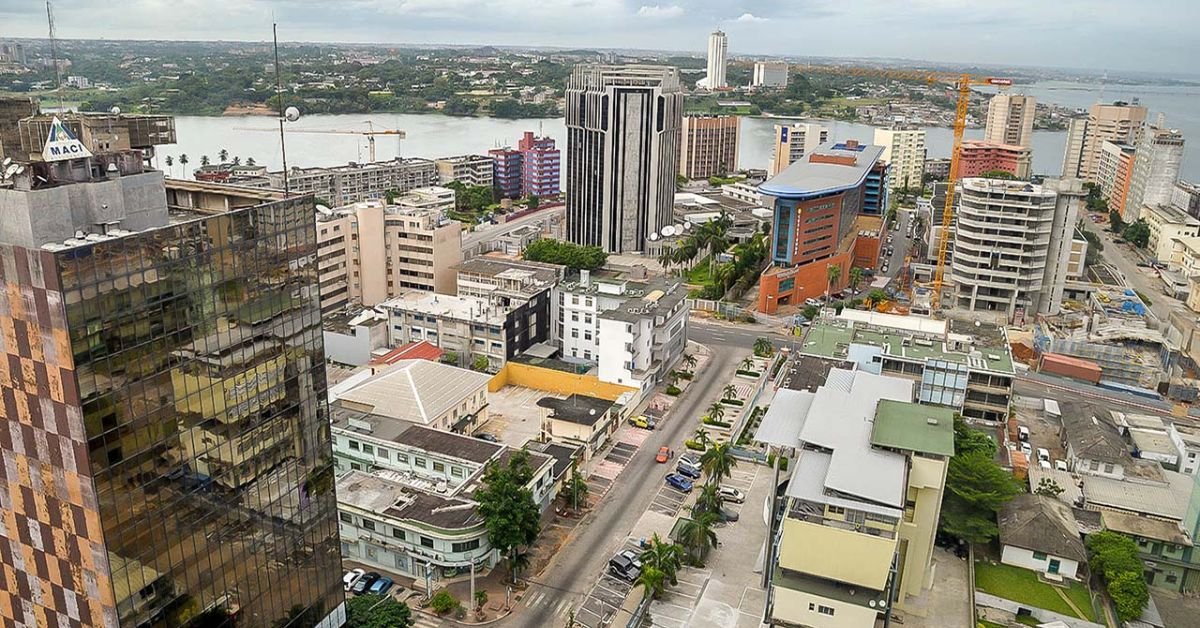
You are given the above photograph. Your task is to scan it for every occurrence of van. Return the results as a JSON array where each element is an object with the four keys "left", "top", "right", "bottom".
[
  {"left": 1036, "top": 447, "right": 1050, "bottom": 462},
  {"left": 1055, "top": 460, "right": 1068, "bottom": 471},
  {"left": 1017, "top": 426, "right": 1030, "bottom": 442}
]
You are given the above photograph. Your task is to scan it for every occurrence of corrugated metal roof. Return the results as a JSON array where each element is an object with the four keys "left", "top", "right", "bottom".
[{"left": 753, "top": 389, "right": 814, "bottom": 448}]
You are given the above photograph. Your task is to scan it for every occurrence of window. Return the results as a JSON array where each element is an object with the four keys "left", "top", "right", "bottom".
[
  {"left": 348, "top": 440, "right": 360, "bottom": 451},
  {"left": 817, "top": 606, "right": 835, "bottom": 616},
  {"left": 584, "top": 350, "right": 592, "bottom": 360},
  {"left": 1032, "top": 551, "right": 1047, "bottom": 560},
  {"left": 415, "top": 457, "right": 427, "bottom": 468},
  {"left": 420, "top": 536, "right": 435, "bottom": 548},
  {"left": 433, "top": 461, "right": 446, "bottom": 473},
  {"left": 362, "top": 444, "right": 374, "bottom": 455},
  {"left": 452, "top": 539, "right": 481, "bottom": 553},
  {"left": 584, "top": 331, "right": 592, "bottom": 340},
  {"left": 397, "top": 452, "right": 409, "bottom": 464},
  {"left": 1166, "top": 573, "right": 1179, "bottom": 584},
  {"left": 585, "top": 314, "right": 592, "bottom": 324},
  {"left": 377, "top": 447, "right": 389, "bottom": 458},
  {"left": 361, "top": 519, "right": 376, "bottom": 531},
  {"left": 571, "top": 312, "right": 579, "bottom": 322},
  {"left": 1103, "top": 463, "right": 1115, "bottom": 474},
  {"left": 392, "top": 528, "right": 405, "bottom": 540},
  {"left": 571, "top": 329, "right": 579, "bottom": 338},
  {"left": 451, "top": 467, "right": 464, "bottom": 478},
  {"left": 340, "top": 512, "right": 353, "bottom": 524}
]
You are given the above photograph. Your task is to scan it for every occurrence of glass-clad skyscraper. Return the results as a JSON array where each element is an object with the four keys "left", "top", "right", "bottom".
[{"left": 0, "top": 156, "right": 344, "bottom": 628}]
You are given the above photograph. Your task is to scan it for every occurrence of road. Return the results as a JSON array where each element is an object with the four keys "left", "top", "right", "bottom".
[
  {"left": 880, "top": 208, "right": 913, "bottom": 278},
  {"left": 1080, "top": 219, "right": 1186, "bottom": 323},
  {"left": 461, "top": 205, "right": 565, "bottom": 254},
  {"left": 504, "top": 321, "right": 748, "bottom": 628}
]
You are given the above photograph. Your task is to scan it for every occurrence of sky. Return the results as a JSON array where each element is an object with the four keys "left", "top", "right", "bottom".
[{"left": 2, "top": 0, "right": 1197, "bottom": 75}]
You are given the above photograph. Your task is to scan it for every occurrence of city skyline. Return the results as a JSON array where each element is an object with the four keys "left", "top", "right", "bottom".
[{"left": 0, "top": 1, "right": 1197, "bottom": 76}]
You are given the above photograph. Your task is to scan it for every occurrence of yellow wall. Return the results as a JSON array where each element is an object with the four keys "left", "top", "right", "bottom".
[
  {"left": 778, "top": 518, "right": 897, "bottom": 590},
  {"left": 172, "top": 355, "right": 287, "bottom": 423},
  {"left": 897, "top": 456, "right": 947, "bottom": 599},
  {"left": 770, "top": 584, "right": 881, "bottom": 628},
  {"left": 488, "top": 362, "right": 636, "bottom": 401}
]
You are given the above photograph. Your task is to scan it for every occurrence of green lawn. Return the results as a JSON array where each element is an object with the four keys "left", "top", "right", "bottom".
[
  {"left": 974, "top": 561, "right": 1096, "bottom": 621},
  {"left": 684, "top": 256, "right": 713, "bottom": 284}
]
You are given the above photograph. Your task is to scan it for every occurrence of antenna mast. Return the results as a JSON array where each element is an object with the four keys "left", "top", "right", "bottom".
[
  {"left": 273, "top": 23, "right": 290, "bottom": 197},
  {"left": 46, "top": 1, "right": 64, "bottom": 112}
]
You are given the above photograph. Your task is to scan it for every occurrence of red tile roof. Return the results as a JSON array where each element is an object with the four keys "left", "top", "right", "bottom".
[{"left": 369, "top": 341, "right": 444, "bottom": 366}]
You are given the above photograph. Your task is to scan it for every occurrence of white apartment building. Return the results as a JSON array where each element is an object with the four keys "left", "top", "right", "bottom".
[
  {"left": 270, "top": 157, "right": 439, "bottom": 206},
  {"left": 434, "top": 154, "right": 494, "bottom": 187},
  {"left": 1125, "top": 123, "right": 1186, "bottom": 221},
  {"left": 984, "top": 93, "right": 1035, "bottom": 147},
  {"left": 874, "top": 126, "right": 927, "bottom": 192},
  {"left": 552, "top": 269, "right": 689, "bottom": 390},
  {"left": 1142, "top": 203, "right": 1200, "bottom": 263},
  {"left": 705, "top": 30, "right": 728, "bottom": 89},
  {"left": 951, "top": 177, "right": 1085, "bottom": 320},
  {"left": 380, "top": 291, "right": 511, "bottom": 369},
  {"left": 315, "top": 195, "right": 463, "bottom": 314},
  {"left": 769, "top": 123, "right": 829, "bottom": 177},
  {"left": 752, "top": 61, "right": 788, "bottom": 88}
]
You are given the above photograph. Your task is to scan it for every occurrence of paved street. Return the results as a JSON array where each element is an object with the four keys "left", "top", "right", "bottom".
[
  {"left": 1080, "top": 219, "right": 1187, "bottom": 323},
  {"left": 461, "top": 205, "right": 565, "bottom": 253},
  {"left": 880, "top": 207, "right": 914, "bottom": 278}
]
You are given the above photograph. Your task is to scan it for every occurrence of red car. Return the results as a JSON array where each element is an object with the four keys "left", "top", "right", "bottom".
[{"left": 655, "top": 446, "right": 672, "bottom": 463}]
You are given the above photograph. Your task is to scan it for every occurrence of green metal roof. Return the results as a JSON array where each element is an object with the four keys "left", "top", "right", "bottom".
[
  {"left": 799, "top": 321, "right": 1015, "bottom": 375},
  {"left": 871, "top": 400, "right": 955, "bottom": 456}
]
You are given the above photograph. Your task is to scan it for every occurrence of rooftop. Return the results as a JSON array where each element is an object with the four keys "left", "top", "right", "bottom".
[
  {"left": 323, "top": 308, "right": 388, "bottom": 335},
  {"left": 1060, "top": 403, "right": 1130, "bottom": 466},
  {"left": 997, "top": 494, "right": 1086, "bottom": 563},
  {"left": 759, "top": 139, "right": 885, "bottom": 199},
  {"left": 454, "top": 255, "right": 564, "bottom": 295},
  {"left": 1082, "top": 471, "right": 1194, "bottom": 521},
  {"left": 800, "top": 314, "right": 1014, "bottom": 375},
  {"left": 781, "top": 355, "right": 856, "bottom": 393},
  {"left": 1144, "top": 202, "right": 1199, "bottom": 226},
  {"left": 393, "top": 425, "right": 504, "bottom": 465},
  {"left": 335, "top": 359, "right": 492, "bottom": 427},
  {"left": 336, "top": 470, "right": 484, "bottom": 531},
  {"left": 370, "top": 340, "right": 445, "bottom": 366},
  {"left": 1100, "top": 509, "right": 1192, "bottom": 546},
  {"left": 527, "top": 440, "right": 584, "bottom": 481},
  {"left": 871, "top": 400, "right": 956, "bottom": 457},
  {"left": 380, "top": 290, "right": 508, "bottom": 325},
  {"left": 537, "top": 394, "right": 614, "bottom": 426},
  {"left": 772, "top": 567, "right": 888, "bottom": 611},
  {"left": 277, "top": 156, "right": 434, "bottom": 176}
]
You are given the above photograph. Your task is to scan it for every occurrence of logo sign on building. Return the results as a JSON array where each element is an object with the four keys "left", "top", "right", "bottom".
[
  {"left": 780, "top": 127, "right": 788, "bottom": 143},
  {"left": 41, "top": 116, "right": 93, "bottom": 162}
]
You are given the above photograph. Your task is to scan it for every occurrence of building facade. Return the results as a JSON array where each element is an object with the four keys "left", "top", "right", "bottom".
[
  {"left": 874, "top": 126, "right": 926, "bottom": 192},
  {"left": 752, "top": 61, "right": 789, "bottom": 88},
  {"left": 1172, "top": 181, "right": 1200, "bottom": 219},
  {"left": 565, "top": 65, "right": 684, "bottom": 253},
  {"left": 1143, "top": 203, "right": 1200, "bottom": 263},
  {"left": 1126, "top": 123, "right": 1186, "bottom": 221},
  {"left": 679, "top": 115, "right": 740, "bottom": 180},
  {"left": 0, "top": 173, "right": 344, "bottom": 626},
  {"left": 435, "top": 154, "right": 495, "bottom": 187},
  {"left": 488, "top": 147, "right": 523, "bottom": 199},
  {"left": 769, "top": 122, "right": 829, "bottom": 177},
  {"left": 984, "top": 93, "right": 1036, "bottom": 148},
  {"left": 705, "top": 30, "right": 728, "bottom": 89},
  {"left": 517, "top": 131, "right": 561, "bottom": 199},
  {"left": 1061, "top": 102, "right": 1148, "bottom": 183},
  {"left": 270, "top": 157, "right": 439, "bottom": 206},
  {"left": 315, "top": 195, "right": 463, "bottom": 314},
  {"left": 1097, "top": 141, "right": 1137, "bottom": 217},
  {"left": 951, "top": 177, "right": 1085, "bottom": 320},
  {"left": 957, "top": 141, "right": 1033, "bottom": 180}
]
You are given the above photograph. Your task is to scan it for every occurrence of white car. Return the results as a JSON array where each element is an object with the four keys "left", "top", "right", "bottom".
[
  {"left": 718, "top": 486, "right": 746, "bottom": 503},
  {"left": 343, "top": 568, "right": 365, "bottom": 591},
  {"left": 804, "top": 298, "right": 822, "bottom": 307}
]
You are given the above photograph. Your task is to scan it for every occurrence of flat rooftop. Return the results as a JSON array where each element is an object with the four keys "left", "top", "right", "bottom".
[
  {"left": 759, "top": 140, "right": 885, "bottom": 199},
  {"left": 1145, "top": 202, "right": 1199, "bottom": 226},
  {"left": 801, "top": 319, "right": 1015, "bottom": 375},
  {"left": 379, "top": 290, "right": 508, "bottom": 324},
  {"left": 537, "top": 394, "right": 614, "bottom": 426},
  {"left": 871, "top": 400, "right": 956, "bottom": 457},
  {"left": 336, "top": 470, "right": 484, "bottom": 531}
]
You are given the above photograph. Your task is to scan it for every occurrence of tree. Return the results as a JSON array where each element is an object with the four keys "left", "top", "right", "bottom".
[
  {"left": 562, "top": 459, "right": 588, "bottom": 511},
  {"left": 693, "top": 428, "right": 712, "bottom": 449},
  {"left": 802, "top": 305, "right": 819, "bottom": 320},
  {"left": 1109, "top": 210, "right": 1126, "bottom": 234},
  {"left": 246, "top": 157, "right": 256, "bottom": 166},
  {"left": 753, "top": 337, "right": 773, "bottom": 357},
  {"left": 1122, "top": 219, "right": 1150, "bottom": 248},
  {"left": 694, "top": 483, "right": 724, "bottom": 517},
  {"left": 1087, "top": 531, "right": 1149, "bottom": 622},
  {"left": 218, "top": 148, "right": 229, "bottom": 163},
  {"left": 164, "top": 155, "right": 174, "bottom": 173},
  {"left": 474, "top": 590, "right": 488, "bottom": 612},
  {"left": 848, "top": 266, "right": 864, "bottom": 291},
  {"left": 681, "top": 353, "right": 698, "bottom": 372},
  {"left": 178, "top": 154, "right": 189, "bottom": 172},
  {"left": 656, "top": 245, "right": 676, "bottom": 273},
  {"left": 707, "top": 401, "right": 725, "bottom": 423},
  {"left": 826, "top": 264, "right": 842, "bottom": 297},
  {"left": 721, "top": 384, "right": 738, "bottom": 401},
  {"left": 953, "top": 415, "right": 996, "bottom": 457},
  {"left": 527, "top": 195, "right": 539, "bottom": 209},
  {"left": 635, "top": 565, "right": 667, "bottom": 600},
  {"left": 1109, "top": 571, "right": 1150, "bottom": 622},
  {"left": 740, "top": 356, "right": 756, "bottom": 372},
  {"left": 429, "top": 590, "right": 460, "bottom": 616},
  {"left": 346, "top": 594, "right": 413, "bottom": 628},
  {"left": 700, "top": 441, "right": 737, "bottom": 485},
  {"left": 471, "top": 355, "right": 491, "bottom": 372},
  {"left": 867, "top": 288, "right": 888, "bottom": 305},
  {"left": 1034, "top": 477, "right": 1064, "bottom": 497},
  {"left": 667, "top": 370, "right": 682, "bottom": 387},
  {"left": 940, "top": 451, "right": 1020, "bottom": 543},
  {"left": 639, "top": 533, "right": 685, "bottom": 587},
  {"left": 523, "top": 239, "right": 607, "bottom": 270},
  {"left": 200, "top": 154, "right": 210, "bottom": 166},
  {"left": 474, "top": 450, "right": 541, "bottom": 584},
  {"left": 232, "top": 155, "right": 241, "bottom": 165},
  {"left": 677, "top": 512, "right": 720, "bottom": 564}
]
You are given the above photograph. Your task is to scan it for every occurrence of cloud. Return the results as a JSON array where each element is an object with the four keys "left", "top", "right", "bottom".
[
  {"left": 637, "top": 5, "right": 684, "bottom": 18},
  {"left": 733, "top": 12, "right": 768, "bottom": 23}
]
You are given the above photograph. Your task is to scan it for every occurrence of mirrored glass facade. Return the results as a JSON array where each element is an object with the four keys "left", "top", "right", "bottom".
[{"left": 0, "top": 196, "right": 344, "bottom": 628}]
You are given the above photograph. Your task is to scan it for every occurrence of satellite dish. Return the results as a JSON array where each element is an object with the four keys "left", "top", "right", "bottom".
[
  {"left": 682, "top": 221, "right": 692, "bottom": 231},
  {"left": 109, "top": 106, "right": 121, "bottom": 115},
  {"left": 649, "top": 232, "right": 659, "bottom": 241},
  {"left": 284, "top": 106, "right": 301, "bottom": 122},
  {"left": 672, "top": 224, "right": 685, "bottom": 235},
  {"left": 2, "top": 158, "right": 11, "bottom": 167},
  {"left": 662, "top": 225, "right": 677, "bottom": 237}
]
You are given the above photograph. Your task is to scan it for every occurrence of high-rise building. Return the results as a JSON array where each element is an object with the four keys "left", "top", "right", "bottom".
[
  {"left": 957, "top": 141, "right": 1033, "bottom": 180},
  {"left": 1125, "top": 121, "right": 1186, "bottom": 221},
  {"left": 564, "top": 65, "right": 684, "bottom": 253},
  {"left": 752, "top": 61, "right": 788, "bottom": 88},
  {"left": 0, "top": 136, "right": 344, "bottom": 625},
  {"left": 769, "top": 122, "right": 829, "bottom": 176},
  {"left": 1097, "top": 141, "right": 1137, "bottom": 217},
  {"left": 679, "top": 115, "right": 740, "bottom": 180},
  {"left": 984, "top": 93, "right": 1036, "bottom": 147},
  {"left": 873, "top": 126, "right": 926, "bottom": 192},
  {"left": 951, "top": 177, "right": 1085, "bottom": 320},
  {"left": 705, "top": 30, "right": 728, "bottom": 90},
  {"left": 488, "top": 146, "right": 523, "bottom": 199},
  {"left": 434, "top": 154, "right": 494, "bottom": 187},
  {"left": 517, "top": 131, "right": 561, "bottom": 199},
  {"left": 1061, "top": 102, "right": 1148, "bottom": 183}
]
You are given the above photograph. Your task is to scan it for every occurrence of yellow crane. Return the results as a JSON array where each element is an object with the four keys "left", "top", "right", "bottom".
[
  {"left": 802, "top": 65, "right": 1012, "bottom": 310},
  {"left": 235, "top": 122, "right": 406, "bottom": 162}
]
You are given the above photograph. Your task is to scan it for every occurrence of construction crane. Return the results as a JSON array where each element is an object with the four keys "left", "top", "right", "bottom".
[
  {"left": 802, "top": 65, "right": 1012, "bottom": 310},
  {"left": 236, "top": 122, "right": 406, "bottom": 162}
]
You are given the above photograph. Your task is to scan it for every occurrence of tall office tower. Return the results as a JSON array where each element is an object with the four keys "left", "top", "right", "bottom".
[
  {"left": 1125, "top": 120, "right": 1186, "bottom": 221},
  {"left": 705, "top": 30, "right": 728, "bottom": 90},
  {"left": 951, "top": 177, "right": 1085, "bottom": 321},
  {"left": 751, "top": 61, "right": 788, "bottom": 88},
  {"left": 768, "top": 122, "right": 829, "bottom": 176},
  {"left": 0, "top": 115, "right": 344, "bottom": 627},
  {"left": 518, "top": 131, "right": 561, "bottom": 199},
  {"left": 565, "top": 65, "right": 684, "bottom": 253},
  {"left": 984, "top": 93, "right": 1036, "bottom": 147},
  {"left": 1061, "top": 102, "right": 1148, "bottom": 183},
  {"left": 873, "top": 126, "right": 926, "bottom": 192},
  {"left": 679, "top": 115, "right": 740, "bottom": 179}
]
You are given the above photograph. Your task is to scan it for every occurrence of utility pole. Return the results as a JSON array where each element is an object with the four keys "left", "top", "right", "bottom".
[{"left": 273, "top": 23, "right": 291, "bottom": 197}]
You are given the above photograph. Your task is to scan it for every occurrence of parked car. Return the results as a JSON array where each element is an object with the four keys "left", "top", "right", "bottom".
[
  {"left": 343, "top": 568, "right": 365, "bottom": 592},
  {"left": 1036, "top": 447, "right": 1050, "bottom": 462},
  {"left": 1020, "top": 442, "right": 1033, "bottom": 459},
  {"left": 665, "top": 473, "right": 694, "bottom": 492},
  {"left": 1055, "top": 460, "right": 1069, "bottom": 471},
  {"left": 1039, "top": 459, "right": 1052, "bottom": 470},
  {"left": 1017, "top": 426, "right": 1030, "bottom": 442},
  {"left": 475, "top": 433, "right": 500, "bottom": 443},
  {"left": 717, "top": 507, "right": 740, "bottom": 522},
  {"left": 609, "top": 549, "right": 643, "bottom": 582},
  {"left": 368, "top": 576, "right": 394, "bottom": 595},
  {"left": 676, "top": 459, "right": 702, "bottom": 479},
  {"left": 655, "top": 446, "right": 672, "bottom": 463},
  {"left": 718, "top": 486, "right": 745, "bottom": 503},
  {"left": 680, "top": 452, "right": 701, "bottom": 467},
  {"left": 628, "top": 415, "right": 656, "bottom": 430},
  {"left": 351, "top": 572, "right": 380, "bottom": 594}
]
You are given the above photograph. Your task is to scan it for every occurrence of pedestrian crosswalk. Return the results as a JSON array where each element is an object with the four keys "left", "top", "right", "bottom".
[
  {"left": 409, "top": 612, "right": 444, "bottom": 628},
  {"left": 523, "top": 589, "right": 576, "bottom": 617}
]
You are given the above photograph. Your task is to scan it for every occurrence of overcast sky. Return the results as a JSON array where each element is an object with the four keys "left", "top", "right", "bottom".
[{"left": 2, "top": 0, "right": 1196, "bottom": 75}]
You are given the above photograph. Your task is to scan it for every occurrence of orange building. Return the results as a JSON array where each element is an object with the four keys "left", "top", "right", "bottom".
[
  {"left": 757, "top": 140, "right": 889, "bottom": 314},
  {"left": 1097, "top": 140, "right": 1136, "bottom": 217},
  {"left": 957, "top": 141, "right": 1032, "bottom": 180}
]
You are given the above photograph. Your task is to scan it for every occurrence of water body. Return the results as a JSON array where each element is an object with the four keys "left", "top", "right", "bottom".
[{"left": 160, "top": 81, "right": 1199, "bottom": 183}]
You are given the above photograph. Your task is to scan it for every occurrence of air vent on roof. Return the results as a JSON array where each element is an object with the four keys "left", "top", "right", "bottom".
[
  {"left": 987, "top": 354, "right": 1001, "bottom": 361},
  {"left": 926, "top": 418, "right": 939, "bottom": 425}
]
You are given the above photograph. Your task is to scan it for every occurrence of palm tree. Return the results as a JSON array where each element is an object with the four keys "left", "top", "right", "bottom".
[
  {"left": 246, "top": 157, "right": 256, "bottom": 166},
  {"left": 849, "top": 267, "right": 864, "bottom": 291},
  {"left": 164, "top": 155, "right": 174, "bottom": 175},
  {"left": 218, "top": 148, "right": 229, "bottom": 163},
  {"left": 707, "top": 401, "right": 725, "bottom": 423},
  {"left": 826, "top": 264, "right": 842, "bottom": 300},
  {"left": 740, "top": 356, "right": 755, "bottom": 372},
  {"left": 681, "top": 353, "right": 697, "bottom": 372},
  {"left": 677, "top": 512, "right": 720, "bottom": 564},
  {"left": 656, "top": 245, "right": 675, "bottom": 273},
  {"left": 639, "top": 533, "right": 685, "bottom": 587},
  {"left": 693, "top": 428, "right": 711, "bottom": 449},
  {"left": 721, "top": 384, "right": 737, "bottom": 401},
  {"left": 713, "top": 261, "right": 737, "bottom": 294},
  {"left": 667, "top": 370, "right": 682, "bottom": 387},
  {"left": 232, "top": 156, "right": 241, "bottom": 166},
  {"left": 200, "top": 154, "right": 210, "bottom": 166},
  {"left": 694, "top": 483, "right": 724, "bottom": 517},
  {"left": 753, "top": 337, "right": 773, "bottom": 357},
  {"left": 635, "top": 565, "right": 667, "bottom": 601},
  {"left": 700, "top": 441, "right": 737, "bottom": 485}
]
